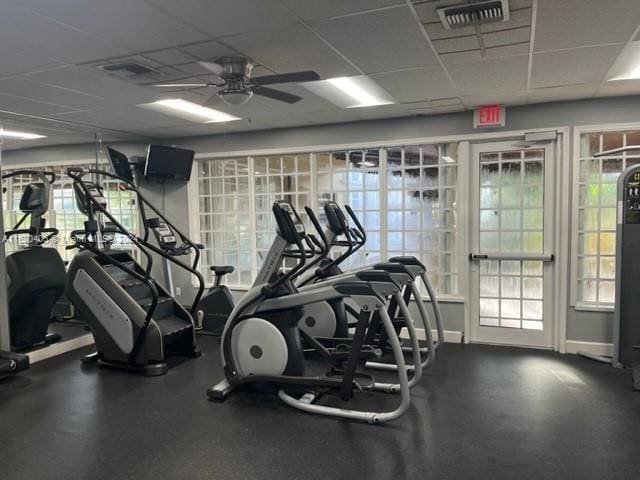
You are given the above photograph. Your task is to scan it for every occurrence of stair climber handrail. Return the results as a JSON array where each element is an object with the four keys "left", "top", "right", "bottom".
[
  {"left": 67, "top": 168, "right": 155, "bottom": 279},
  {"left": 67, "top": 167, "right": 206, "bottom": 318}
]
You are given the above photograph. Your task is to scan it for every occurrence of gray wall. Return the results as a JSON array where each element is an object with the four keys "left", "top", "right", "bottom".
[{"left": 5, "top": 94, "right": 640, "bottom": 346}]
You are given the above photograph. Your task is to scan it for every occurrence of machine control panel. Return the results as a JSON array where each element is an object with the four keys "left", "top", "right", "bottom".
[
  {"left": 273, "top": 201, "right": 305, "bottom": 243},
  {"left": 624, "top": 171, "right": 640, "bottom": 224},
  {"left": 324, "top": 201, "right": 348, "bottom": 235}
]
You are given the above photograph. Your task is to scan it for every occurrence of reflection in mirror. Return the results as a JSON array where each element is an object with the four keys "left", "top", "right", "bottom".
[{"left": 0, "top": 114, "right": 136, "bottom": 362}]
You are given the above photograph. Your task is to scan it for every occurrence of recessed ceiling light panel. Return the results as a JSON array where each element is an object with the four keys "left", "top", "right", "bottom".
[
  {"left": 0, "top": 129, "right": 46, "bottom": 140},
  {"left": 607, "top": 41, "right": 640, "bottom": 81},
  {"left": 303, "top": 75, "right": 394, "bottom": 108},
  {"left": 140, "top": 98, "right": 241, "bottom": 123}
]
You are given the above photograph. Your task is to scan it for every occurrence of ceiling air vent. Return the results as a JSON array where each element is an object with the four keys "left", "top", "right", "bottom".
[
  {"left": 99, "top": 62, "right": 155, "bottom": 76},
  {"left": 437, "top": 0, "right": 510, "bottom": 30}
]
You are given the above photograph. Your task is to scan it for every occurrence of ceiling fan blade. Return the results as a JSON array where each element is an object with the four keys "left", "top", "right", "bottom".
[
  {"left": 198, "top": 61, "right": 225, "bottom": 76},
  {"left": 253, "top": 86, "right": 302, "bottom": 104},
  {"left": 152, "top": 83, "right": 210, "bottom": 87},
  {"left": 253, "top": 71, "right": 320, "bottom": 86}
]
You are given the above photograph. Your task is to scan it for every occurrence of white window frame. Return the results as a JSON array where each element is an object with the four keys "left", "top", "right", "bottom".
[
  {"left": 188, "top": 127, "right": 569, "bottom": 308},
  {"left": 570, "top": 122, "right": 640, "bottom": 312}
]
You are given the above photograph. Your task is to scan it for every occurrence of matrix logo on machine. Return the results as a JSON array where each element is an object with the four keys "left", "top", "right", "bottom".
[{"left": 74, "top": 268, "right": 134, "bottom": 353}]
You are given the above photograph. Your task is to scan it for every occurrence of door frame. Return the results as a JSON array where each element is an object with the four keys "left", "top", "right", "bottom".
[{"left": 466, "top": 139, "right": 558, "bottom": 348}]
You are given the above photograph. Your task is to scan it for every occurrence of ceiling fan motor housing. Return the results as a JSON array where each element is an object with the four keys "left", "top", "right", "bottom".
[{"left": 218, "top": 56, "right": 254, "bottom": 80}]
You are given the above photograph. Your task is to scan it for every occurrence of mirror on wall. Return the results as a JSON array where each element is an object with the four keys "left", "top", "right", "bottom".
[{"left": 0, "top": 115, "right": 135, "bottom": 363}]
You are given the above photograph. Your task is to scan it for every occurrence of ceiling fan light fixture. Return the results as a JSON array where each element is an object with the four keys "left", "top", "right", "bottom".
[{"left": 218, "top": 89, "right": 254, "bottom": 106}]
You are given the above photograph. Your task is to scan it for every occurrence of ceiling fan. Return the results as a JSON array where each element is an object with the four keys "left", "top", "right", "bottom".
[{"left": 153, "top": 55, "right": 320, "bottom": 106}]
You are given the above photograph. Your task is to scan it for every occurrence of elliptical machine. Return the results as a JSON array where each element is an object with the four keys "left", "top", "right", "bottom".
[
  {"left": 2, "top": 170, "right": 65, "bottom": 350},
  {"left": 209, "top": 201, "right": 419, "bottom": 424},
  {"left": 296, "top": 202, "right": 444, "bottom": 372},
  {"left": 65, "top": 164, "right": 202, "bottom": 376}
]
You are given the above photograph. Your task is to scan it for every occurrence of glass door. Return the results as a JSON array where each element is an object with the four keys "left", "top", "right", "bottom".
[{"left": 469, "top": 141, "right": 555, "bottom": 347}]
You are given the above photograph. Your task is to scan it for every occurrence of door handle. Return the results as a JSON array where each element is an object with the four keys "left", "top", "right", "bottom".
[{"left": 469, "top": 252, "right": 555, "bottom": 262}]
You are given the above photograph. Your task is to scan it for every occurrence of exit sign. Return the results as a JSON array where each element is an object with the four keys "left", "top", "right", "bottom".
[{"left": 474, "top": 105, "right": 505, "bottom": 128}]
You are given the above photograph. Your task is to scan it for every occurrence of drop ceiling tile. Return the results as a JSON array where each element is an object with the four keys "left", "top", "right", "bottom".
[
  {"left": 0, "top": 94, "right": 77, "bottom": 116},
  {"left": 223, "top": 23, "right": 359, "bottom": 78},
  {"left": 534, "top": 0, "right": 640, "bottom": 52},
  {"left": 485, "top": 43, "right": 530, "bottom": 58},
  {"left": 310, "top": 8, "right": 438, "bottom": 74},
  {"left": 0, "top": 5, "right": 130, "bottom": 64},
  {"left": 21, "top": 0, "right": 207, "bottom": 52},
  {"left": 176, "top": 62, "right": 217, "bottom": 76},
  {"left": 530, "top": 45, "right": 624, "bottom": 88},
  {"left": 461, "top": 91, "right": 528, "bottom": 107},
  {"left": 509, "top": 0, "right": 534, "bottom": 8},
  {"left": 439, "top": 50, "right": 483, "bottom": 64},
  {"left": 0, "top": 45, "right": 64, "bottom": 78},
  {"left": 279, "top": 0, "right": 405, "bottom": 20},
  {"left": 147, "top": 0, "right": 299, "bottom": 37},
  {"left": 371, "top": 66, "right": 457, "bottom": 103},
  {"left": 482, "top": 27, "right": 530, "bottom": 48},
  {"left": 433, "top": 104, "right": 465, "bottom": 113},
  {"left": 0, "top": 78, "right": 108, "bottom": 110},
  {"left": 49, "top": 109, "right": 164, "bottom": 131},
  {"left": 407, "top": 106, "right": 438, "bottom": 116},
  {"left": 423, "top": 21, "right": 478, "bottom": 40},
  {"left": 143, "top": 49, "right": 197, "bottom": 66},
  {"left": 178, "top": 41, "right": 237, "bottom": 62},
  {"left": 445, "top": 56, "right": 529, "bottom": 95},
  {"left": 433, "top": 36, "right": 480, "bottom": 54},
  {"left": 431, "top": 97, "right": 464, "bottom": 107},
  {"left": 25, "top": 66, "right": 159, "bottom": 106},
  {"left": 528, "top": 83, "right": 599, "bottom": 104},
  {"left": 596, "top": 79, "right": 640, "bottom": 98}
]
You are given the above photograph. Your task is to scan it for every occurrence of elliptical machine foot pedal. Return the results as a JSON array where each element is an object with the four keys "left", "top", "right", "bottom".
[{"left": 207, "top": 378, "right": 233, "bottom": 400}]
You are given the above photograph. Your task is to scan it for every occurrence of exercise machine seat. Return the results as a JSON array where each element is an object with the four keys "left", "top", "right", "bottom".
[
  {"left": 6, "top": 247, "right": 66, "bottom": 348},
  {"left": 211, "top": 265, "right": 234, "bottom": 276}
]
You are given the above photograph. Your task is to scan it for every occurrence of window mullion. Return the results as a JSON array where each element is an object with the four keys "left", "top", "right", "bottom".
[{"left": 379, "top": 147, "right": 388, "bottom": 261}]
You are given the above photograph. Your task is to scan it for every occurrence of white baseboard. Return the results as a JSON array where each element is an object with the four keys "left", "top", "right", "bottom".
[
  {"left": 565, "top": 340, "right": 613, "bottom": 357},
  {"left": 27, "top": 334, "right": 94, "bottom": 364},
  {"left": 400, "top": 328, "right": 464, "bottom": 344}
]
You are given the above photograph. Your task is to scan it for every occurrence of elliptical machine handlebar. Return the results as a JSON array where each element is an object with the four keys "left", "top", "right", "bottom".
[{"left": 344, "top": 205, "right": 367, "bottom": 244}]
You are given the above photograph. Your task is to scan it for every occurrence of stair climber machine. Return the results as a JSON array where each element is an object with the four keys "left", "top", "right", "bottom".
[
  {"left": 106, "top": 144, "right": 235, "bottom": 336},
  {"left": 65, "top": 165, "right": 203, "bottom": 376},
  {"left": 2, "top": 170, "right": 65, "bottom": 351},
  {"left": 208, "top": 201, "right": 419, "bottom": 424},
  {"left": 296, "top": 202, "right": 444, "bottom": 374},
  {"left": 578, "top": 145, "right": 640, "bottom": 390}
]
